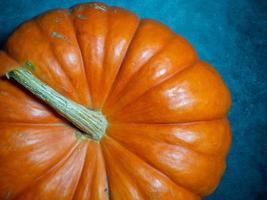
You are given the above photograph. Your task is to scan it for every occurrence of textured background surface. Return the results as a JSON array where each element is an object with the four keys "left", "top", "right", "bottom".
[{"left": 0, "top": 0, "right": 266, "bottom": 199}]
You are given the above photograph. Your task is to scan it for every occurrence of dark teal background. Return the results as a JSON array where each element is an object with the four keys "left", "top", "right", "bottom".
[{"left": 0, "top": 0, "right": 266, "bottom": 199}]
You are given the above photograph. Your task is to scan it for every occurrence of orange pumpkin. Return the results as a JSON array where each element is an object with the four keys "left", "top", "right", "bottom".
[{"left": 0, "top": 2, "right": 231, "bottom": 200}]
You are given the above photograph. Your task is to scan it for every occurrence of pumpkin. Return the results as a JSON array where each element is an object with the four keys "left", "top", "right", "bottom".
[{"left": 0, "top": 2, "right": 231, "bottom": 200}]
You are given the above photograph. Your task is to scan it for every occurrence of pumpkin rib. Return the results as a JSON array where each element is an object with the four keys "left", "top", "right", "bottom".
[
  {"left": 99, "top": 145, "right": 111, "bottom": 200},
  {"left": 33, "top": 18, "right": 81, "bottom": 104},
  {"left": 102, "top": 19, "right": 176, "bottom": 112},
  {"left": 0, "top": 124, "right": 78, "bottom": 199},
  {"left": 103, "top": 136, "right": 191, "bottom": 195},
  {"left": 71, "top": 4, "right": 109, "bottom": 108},
  {"left": 107, "top": 134, "right": 220, "bottom": 163},
  {"left": 17, "top": 142, "right": 89, "bottom": 199},
  {"left": 72, "top": 142, "right": 97, "bottom": 200},
  {"left": 103, "top": 34, "right": 176, "bottom": 110},
  {"left": 107, "top": 124, "right": 226, "bottom": 162},
  {"left": 109, "top": 61, "right": 231, "bottom": 124},
  {"left": 0, "top": 78, "right": 61, "bottom": 123},
  {"left": 95, "top": 5, "right": 109, "bottom": 108},
  {"left": 6, "top": 22, "right": 55, "bottom": 93},
  {"left": 108, "top": 59, "right": 198, "bottom": 118},
  {"left": 95, "top": 5, "right": 112, "bottom": 109},
  {"left": 100, "top": 17, "right": 144, "bottom": 108},
  {"left": 110, "top": 116, "right": 226, "bottom": 126},
  {"left": 12, "top": 141, "right": 82, "bottom": 199},
  {"left": 66, "top": 8, "right": 93, "bottom": 107},
  {"left": 108, "top": 134, "right": 224, "bottom": 197},
  {"left": 69, "top": 142, "right": 91, "bottom": 200},
  {"left": 101, "top": 138, "right": 147, "bottom": 200},
  {"left": 38, "top": 8, "right": 92, "bottom": 106},
  {"left": 102, "top": 136, "right": 200, "bottom": 200},
  {"left": 99, "top": 12, "right": 141, "bottom": 108},
  {"left": 98, "top": 6, "right": 140, "bottom": 109},
  {"left": 107, "top": 118, "right": 231, "bottom": 158},
  {"left": 92, "top": 144, "right": 109, "bottom": 200},
  {"left": 0, "top": 122, "right": 68, "bottom": 126},
  {"left": 110, "top": 116, "right": 227, "bottom": 125},
  {"left": 68, "top": 8, "right": 92, "bottom": 107},
  {"left": 72, "top": 143, "right": 109, "bottom": 200},
  {"left": 6, "top": 20, "right": 81, "bottom": 103}
]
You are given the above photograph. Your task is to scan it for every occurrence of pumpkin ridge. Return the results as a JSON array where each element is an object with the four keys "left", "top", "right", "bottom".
[
  {"left": 45, "top": 8, "right": 93, "bottom": 107},
  {"left": 107, "top": 126, "right": 226, "bottom": 165},
  {"left": 94, "top": 141, "right": 111, "bottom": 200},
  {"left": 95, "top": 4, "right": 109, "bottom": 108},
  {"left": 101, "top": 136, "right": 199, "bottom": 199},
  {"left": 12, "top": 141, "right": 82, "bottom": 199},
  {"left": 100, "top": 15, "right": 141, "bottom": 109},
  {"left": 103, "top": 33, "right": 176, "bottom": 110},
  {"left": 97, "top": 4, "right": 112, "bottom": 110},
  {"left": 109, "top": 116, "right": 226, "bottom": 125},
  {"left": 109, "top": 59, "right": 199, "bottom": 118},
  {"left": 99, "top": 148, "right": 111, "bottom": 200},
  {"left": 106, "top": 133, "right": 220, "bottom": 197},
  {"left": 72, "top": 142, "right": 98, "bottom": 199},
  {"left": 33, "top": 17, "right": 81, "bottom": 104},
  {"left": 68, "top": 8, "right": 93, "bottom": 107},
  {"left": 70, "top": 142, "right": 91, "bottom": 200},
  {"left": 107, "top": 133, "right": 214, "bottom": 165},
  {"left": 97, "top": 6, "right": 140, "bottom": 109},
  {"left": 91, "top": 144, "right": 110, "bottom": 200},
  {"left": 3, "top": 135, "right": 77, "bottom": 199},
  {"left": 6, "top": 21, "right": 62, "bottom": 95},
  {"left": 0, "top": 122, "right": 69, "bottom": 126},
  {"left": 101, "top": 138, "right": 146, "bottom": 200},
  {"left": 110, "top": 60, "right": 231, "bottom": 124},
  {"left": 107, "top": 119, "right": 230, "bottom": 157},
  {"left": 71, "top": 3, "right": 109, "bottom": 108},
  {"left": 0, "top": 124, "right": 77, "bottom": 198},
  {"left": 110, "top": 116, "right": 227, "bottom": 126},
  {"left": 0, "top": 77, "right": 62, "bottom": 123}
]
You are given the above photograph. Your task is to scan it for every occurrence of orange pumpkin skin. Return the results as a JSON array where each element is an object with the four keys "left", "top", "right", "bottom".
[{"left": 0, "top": 2, "right": 231, "bottom": 200}]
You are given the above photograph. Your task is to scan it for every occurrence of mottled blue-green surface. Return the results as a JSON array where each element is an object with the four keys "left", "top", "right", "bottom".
[{"left": 0, "top": 0, "right": 266, "bottom": 199}]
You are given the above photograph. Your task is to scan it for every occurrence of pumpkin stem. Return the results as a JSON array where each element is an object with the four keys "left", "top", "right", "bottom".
[{"left": 5, "top": 63, "right": 108, "bottom": 141}]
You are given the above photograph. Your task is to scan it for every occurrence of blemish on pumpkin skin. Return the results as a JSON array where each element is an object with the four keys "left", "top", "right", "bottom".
[
  {"left": 51, "top": 31, "right": 66, "bottom": 40},
  {"left": 104, "top": 187, "right": 110, "bottom": 199},
  {"left": 53, "top": 12, "right": 69, "bottom": 23},
  {"left": 90, "top": 3, "right": 107, "bottom": 11},
  {"left": 3, "top": 190, "right": 12, "bottom": 200},
  {"left": 105, "top": 177, "right": 111, "bottom": 199},
  {"left": 22, "top": 61, "right": 35, "bottom": 72},
  {"left": 76, "top": 14, "right": 87, "bottom": 20},
  {"left": 54, "top": 17, "right": 63, "bottom": 23}
]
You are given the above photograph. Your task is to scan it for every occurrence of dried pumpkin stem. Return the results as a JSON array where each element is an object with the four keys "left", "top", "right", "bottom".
[{"left": 6, "top": 64, "right": 108, "bottom": 141}]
